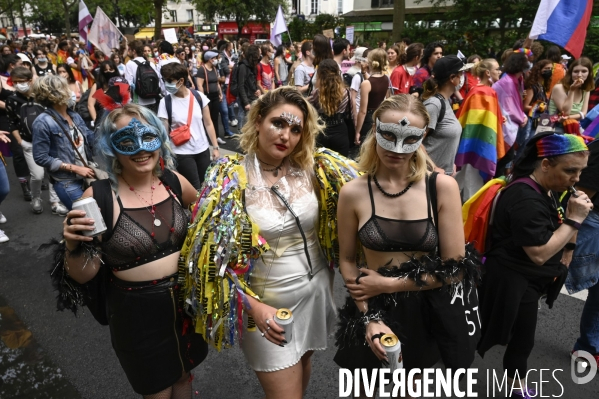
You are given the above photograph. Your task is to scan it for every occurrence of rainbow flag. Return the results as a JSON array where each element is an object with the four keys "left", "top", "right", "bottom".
[
  {"left": 530, "top": 0, "right": 593, "bottom": 59},
  {"left": 456, "top": 85, "right": 506, "bottom": 180},
  {"left": 583, "top": 117, "right": 599, "bottom": 140}
]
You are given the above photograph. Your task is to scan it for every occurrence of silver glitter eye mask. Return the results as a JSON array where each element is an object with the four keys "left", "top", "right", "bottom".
[
  {"left": 280, "top": 112, "right": 302, "bottom": 126},
  {"left": 375, "top": 117, "right": 426, "bottom": 154}
]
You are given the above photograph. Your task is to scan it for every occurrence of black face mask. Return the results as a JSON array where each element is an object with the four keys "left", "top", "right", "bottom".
[
  {"left": 541, "top": 70, "right": 553, "bottom": 80},
  {"left": 103, "top": 71, "right": 120, "bottom": 80}
]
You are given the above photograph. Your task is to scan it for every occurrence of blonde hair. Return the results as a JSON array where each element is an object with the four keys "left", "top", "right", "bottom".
[
  {"left": 238, "top": 86, "right": 325, "bottom": 170},
  {"left": 473, "top": 58, "right": 498, "bottom": 80},
  {"left": 368, "top": 48, "right": 388, "bottom": 74},
  {"left": 32, "top": 74, "right": 71, "bottom": 107},
  {"left": 358, "top": 94, "right": 434, "bottom": 182}
]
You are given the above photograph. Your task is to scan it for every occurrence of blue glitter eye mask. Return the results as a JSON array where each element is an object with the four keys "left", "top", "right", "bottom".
[{"left": 110, "top": 118, "right": 162, "bottom": 155}]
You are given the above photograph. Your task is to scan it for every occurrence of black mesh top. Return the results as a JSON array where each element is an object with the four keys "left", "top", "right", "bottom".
[
  {"left": 103, "top": 194, "right": 188, "bottom": 271},
  {"left": 358, "top": 175, "right": 438, "bottom": 253}
]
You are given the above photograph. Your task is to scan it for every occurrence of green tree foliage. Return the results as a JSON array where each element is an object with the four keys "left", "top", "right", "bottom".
[
  {"left": 288, "top": 14, "right": 343, "bottom": 41},
  {"left": 191, "top": 0, "right": 285, "bottom": 37},
  {"left": 415, "top": 0, "right": 540, "bottom": 55}
]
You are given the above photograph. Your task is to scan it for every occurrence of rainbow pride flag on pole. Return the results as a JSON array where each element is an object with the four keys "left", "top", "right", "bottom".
[
  {"left": 456, "top": 86, "right": 505, "bottom": 180},
  {"left": 530, "top": 0, "right": 593, "bottom": 58}
]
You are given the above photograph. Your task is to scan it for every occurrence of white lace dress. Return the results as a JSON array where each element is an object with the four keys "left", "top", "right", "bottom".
[{"left": 241, "top": 154, "right": 337, "bottom": 372}]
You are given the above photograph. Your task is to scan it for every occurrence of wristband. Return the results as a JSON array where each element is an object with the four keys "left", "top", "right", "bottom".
[
  {"left": 579, "top": 111, "right": 585, "bottom": 120},
  {"left": 563, "top": 218, "right": 581, "bottom": 230},
  {"left": 213, "top": 146, "right": 219, "bottom": 150},
  {"left": 564, "top": 242, "right": 577, "bottom": 251}
]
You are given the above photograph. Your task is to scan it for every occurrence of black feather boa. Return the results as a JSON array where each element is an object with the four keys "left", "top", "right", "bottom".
[
  {"left": 40, "top": 237, "right": 102, "bottom": 316},
  {"left": 335, "top": 244, "right": 483, "bottom": 348}
]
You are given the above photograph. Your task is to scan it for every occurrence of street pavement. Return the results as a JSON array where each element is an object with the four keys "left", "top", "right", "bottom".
[{"left": 1, "top": 131, "right": 598, "bottom": 398}]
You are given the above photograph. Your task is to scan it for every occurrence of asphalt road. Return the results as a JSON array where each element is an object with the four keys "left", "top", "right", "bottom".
[{"left": 0, "top": 137, "right": 598, "bottom": 398}]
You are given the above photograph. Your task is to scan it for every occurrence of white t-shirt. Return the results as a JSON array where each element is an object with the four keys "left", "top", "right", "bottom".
[
  {"left": 125, "top": 57, "right": 158, "bottom": 105},
  {"left": 350, "top": 73, "right": 364, "bottom": 112},
  {"left": 158, "top": 91, "right": 211, "bottom": 155}
]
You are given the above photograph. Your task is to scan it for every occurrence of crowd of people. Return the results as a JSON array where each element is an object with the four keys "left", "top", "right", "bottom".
[{"left": 0, "top": 31, "right": 598, "bottom": 399}]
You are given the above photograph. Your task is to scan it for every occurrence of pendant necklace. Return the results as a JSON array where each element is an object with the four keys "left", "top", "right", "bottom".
[
  {"left": 373, "top": 174, "right": 413, "bottom": 198},
  {"left": 257, "top": 156, "right": 285, "bottom": 177}
]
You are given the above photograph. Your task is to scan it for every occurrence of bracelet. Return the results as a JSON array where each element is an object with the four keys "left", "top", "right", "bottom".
[
  {"left": 565, "top": 242, "right": 577, "bottom": 251},
  {"left": 213, "top": 146, "right": 219, "bottom": 150},
  {"left": 362, "top": 311, "right": 383, "bottom": 327},
  {"left": 563, "top": 218, "right": 581, "bottom": 230}
]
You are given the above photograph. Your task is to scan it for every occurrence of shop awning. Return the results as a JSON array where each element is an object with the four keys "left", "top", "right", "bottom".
[
  {"left": 218, "top": 22, "right": 238, "bottom": 35},
  {"left": 241, "top": 22, "right": 269, "bottom": 35},
  {"left": 135, "top": 28, "right": 154, "bottom": 39}
]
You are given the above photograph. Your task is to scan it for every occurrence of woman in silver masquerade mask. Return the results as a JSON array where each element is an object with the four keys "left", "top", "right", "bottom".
[
  {"left": 60, "top": 104, "right": 208, "bottom": 398},
  {"left": 334, "top": 94, "right": 482, "bottom": 396}
]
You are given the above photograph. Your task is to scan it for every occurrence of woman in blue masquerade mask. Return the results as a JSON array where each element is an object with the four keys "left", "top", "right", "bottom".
[{"left": 60, "top": 103, "right": 209, "bottom": 397}]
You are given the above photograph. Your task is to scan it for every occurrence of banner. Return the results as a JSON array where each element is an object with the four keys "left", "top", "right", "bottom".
[
  {"left": 88, "top": 6, "right": 126, "bottom": 55},
  {"left": 345, "top": 26, "right": 354, "bottom": 44}
]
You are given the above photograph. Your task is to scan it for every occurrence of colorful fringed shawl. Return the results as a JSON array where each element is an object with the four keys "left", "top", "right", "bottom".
[
  {"left": 180, "top": 149, "right": 361, "bottom": 350},
  {"left": 456, "top": 85, "right": 505, "bottom": 180}
]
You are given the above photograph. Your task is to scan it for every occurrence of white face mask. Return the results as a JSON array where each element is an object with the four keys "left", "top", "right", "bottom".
[
  {"left": 15, "top": 82, "right": 30, "bottom": 93},
  {"left": 211, "top": 59, "right": 219, "bottom": 66},
  {"left": 375, "top": 117, "right": 426, "bottom": 154},
  {"left": 67, "top": 92, "right": 76, "bottom": 108}
]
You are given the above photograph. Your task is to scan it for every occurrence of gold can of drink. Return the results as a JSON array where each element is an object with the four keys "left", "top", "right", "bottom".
[
  {"left": 274, "top": 308, "right": 294, "bottom": 343},
  {"left": 380, "top": 334, "right": 403, "bottom": 372}
]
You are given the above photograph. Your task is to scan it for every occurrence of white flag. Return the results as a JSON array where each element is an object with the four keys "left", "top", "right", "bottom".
[
  {"left": 78, "top": 1, "right": 93, "bottom": 43},
  {"left": 270, "top": 5, "right": 288, "bottom": 47},
  {"left": 88, "top": 6, "right": 126, "bottom": 55},
  {"left": 457, "top": 50, "right": 466, "bottom": 60}
]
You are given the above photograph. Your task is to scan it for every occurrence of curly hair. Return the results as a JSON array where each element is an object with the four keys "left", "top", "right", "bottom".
[
  {"left": 32, "top": 74, "right": 71, "bottom": 107},
  {"left": 562, "top": 57, "right": 595, "bottom": 92},
  {"left": 316, "top": 59, "right": 345, "bottom": 116},
  {"left": 524, "top": 59, "right": 552, "bottom": 90},
  {"left": 368, "top": 48, "right": 388, "bottom": 74},
  {"left": 358, "top": 94, "right": 434, "bottom": 181},
  {"left": 238, "top": 86, "right": 325, "bottom": 171},
  {"left": 503, "top": 52, "right": 528, "bottom": 75},
  {"left": 95, "top": 104, "right": 176, "bottom": 191}
]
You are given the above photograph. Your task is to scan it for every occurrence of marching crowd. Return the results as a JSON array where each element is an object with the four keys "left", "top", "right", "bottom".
[{"left": 0, "top": 31, "right": 598, "bottom": 399}]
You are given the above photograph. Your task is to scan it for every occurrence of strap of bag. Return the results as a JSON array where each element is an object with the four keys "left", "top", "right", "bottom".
[
  {"left": 91, "top": 179, "right": 114, "bottom": 239},
  {"left": 345, "top": 88, "right": 352, "bottom": 119},
  {"left": 189, "top": 89, "right": 209, "bottom": 140},
  {"left": 202, "top": 65, "right": 210, "bottom": 93},
  {"left": 46, "top": 111, "right": 89, "bottom": 168},
  {"left": 165, "top": 95, "right": 173, "bottom": 131},
  {"left": 185, "top": 90, "right": 194, "bottom": 126}
]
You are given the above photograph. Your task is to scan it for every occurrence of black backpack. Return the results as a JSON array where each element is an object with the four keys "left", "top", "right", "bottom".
[
  {"left": 343, "top": 71, "right": 362, "bottom": 88},
  {"left": 133, "top": 60, "right": 161, "bottom": 99},
  {"left": 19, "top": 100, "right": 46, "bottom": 142},
  {"left": 75, "top": 89, "right": 92, "bottom": 122},
  {"left": 229, "top": 62, "right": 240, "bottom": 97}
]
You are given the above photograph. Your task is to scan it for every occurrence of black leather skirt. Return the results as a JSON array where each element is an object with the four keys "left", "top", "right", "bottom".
[{"left": 107, "top": 273, "right": 208, "bottom": 395}]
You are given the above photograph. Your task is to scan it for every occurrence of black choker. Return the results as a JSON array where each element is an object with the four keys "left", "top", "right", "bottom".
[
  {"left": 258, "top": 157, "right": 284, "bottom": 177},
  {"left": 373, "top": 174, "right": 413, "bottom": 198}
]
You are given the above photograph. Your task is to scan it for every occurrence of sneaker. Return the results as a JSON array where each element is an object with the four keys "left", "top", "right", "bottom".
[
  {"left": 0, "top": 212, "right": 6, "bottom": 224},
  {"left": 31, "top": 198, "right": 43, "bottom": 214},
  {"left": 0, "top": 229, "right": 8, "bottom": 243},
  {"left": 51, "top": 203, "right": 69, "bottom": 216},
  {"left": 216, "top": 137, "right": 226, "bottom": 145},
  {"left": 225, "top": 132, "right": 236, "bottom": 138},
  {"left": 230, "top": 119, "right": 238, "bottom": 127}
]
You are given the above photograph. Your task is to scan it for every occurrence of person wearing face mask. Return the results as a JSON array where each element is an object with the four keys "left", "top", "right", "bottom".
[
  {"left": 6, "top": 66, "right": 68, "bottom": 216},
  {"left": 158, "top": 63, "right": 219, "bottom": 188},
  {"left": 32, "top": 75, "right": 96, "bottom": 209},
  {"left": 196, "top": 51, "right": 226, "bottom": 144},
  {"left": 33, "top": 49, "right": 56, "bottom": 77},
  {"left": 492, "top": 51, "right": 529, "bottom": 176},
  {"left": 421, "top": 55, "right": 471, "bottom": 176},
  {"left": 88, "top": 60, "right": 123, "bottom": 127},
  {"left": 57, "top": 63, "right": 82, "bottom": 107}
]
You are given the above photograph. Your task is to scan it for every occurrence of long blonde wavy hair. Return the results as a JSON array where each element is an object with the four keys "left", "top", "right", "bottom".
[
  {"left": 316, "top": 59, "right": 345, "bottom": 116},
  {"left": 358, "top": 94, "right": 435, "bottom": 182},
  {"left": 239, "top": 86, "right": 325, "bottom": 170}
]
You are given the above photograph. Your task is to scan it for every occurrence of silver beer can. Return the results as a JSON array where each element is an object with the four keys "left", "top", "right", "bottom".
[
  {"left": 380, "top": 333, "right": 403, "bottom": 372},
  {"left": 274, "top": 308, "right": 294, "bottom": 343},
  {"left": 72, "top": 197, "right": 107, "bottom": 237}
]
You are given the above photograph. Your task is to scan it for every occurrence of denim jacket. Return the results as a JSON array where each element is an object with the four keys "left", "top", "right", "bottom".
[{"left": 32, "top": 107, "right": 94, "bottom": 181}]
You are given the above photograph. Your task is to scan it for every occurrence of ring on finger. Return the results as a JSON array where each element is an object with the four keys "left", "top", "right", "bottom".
[
  {"left": 66, "top": 217, "right": 73, "bottom": 226},
  {"left": 266, "top": 326, "right": 271, "bottom": 331},
  {"left": 266, "top": 319, "right": 270, "bottom": 325},
  {"left": 260, "top": 331, "right": 265, "bottom": 337}
]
